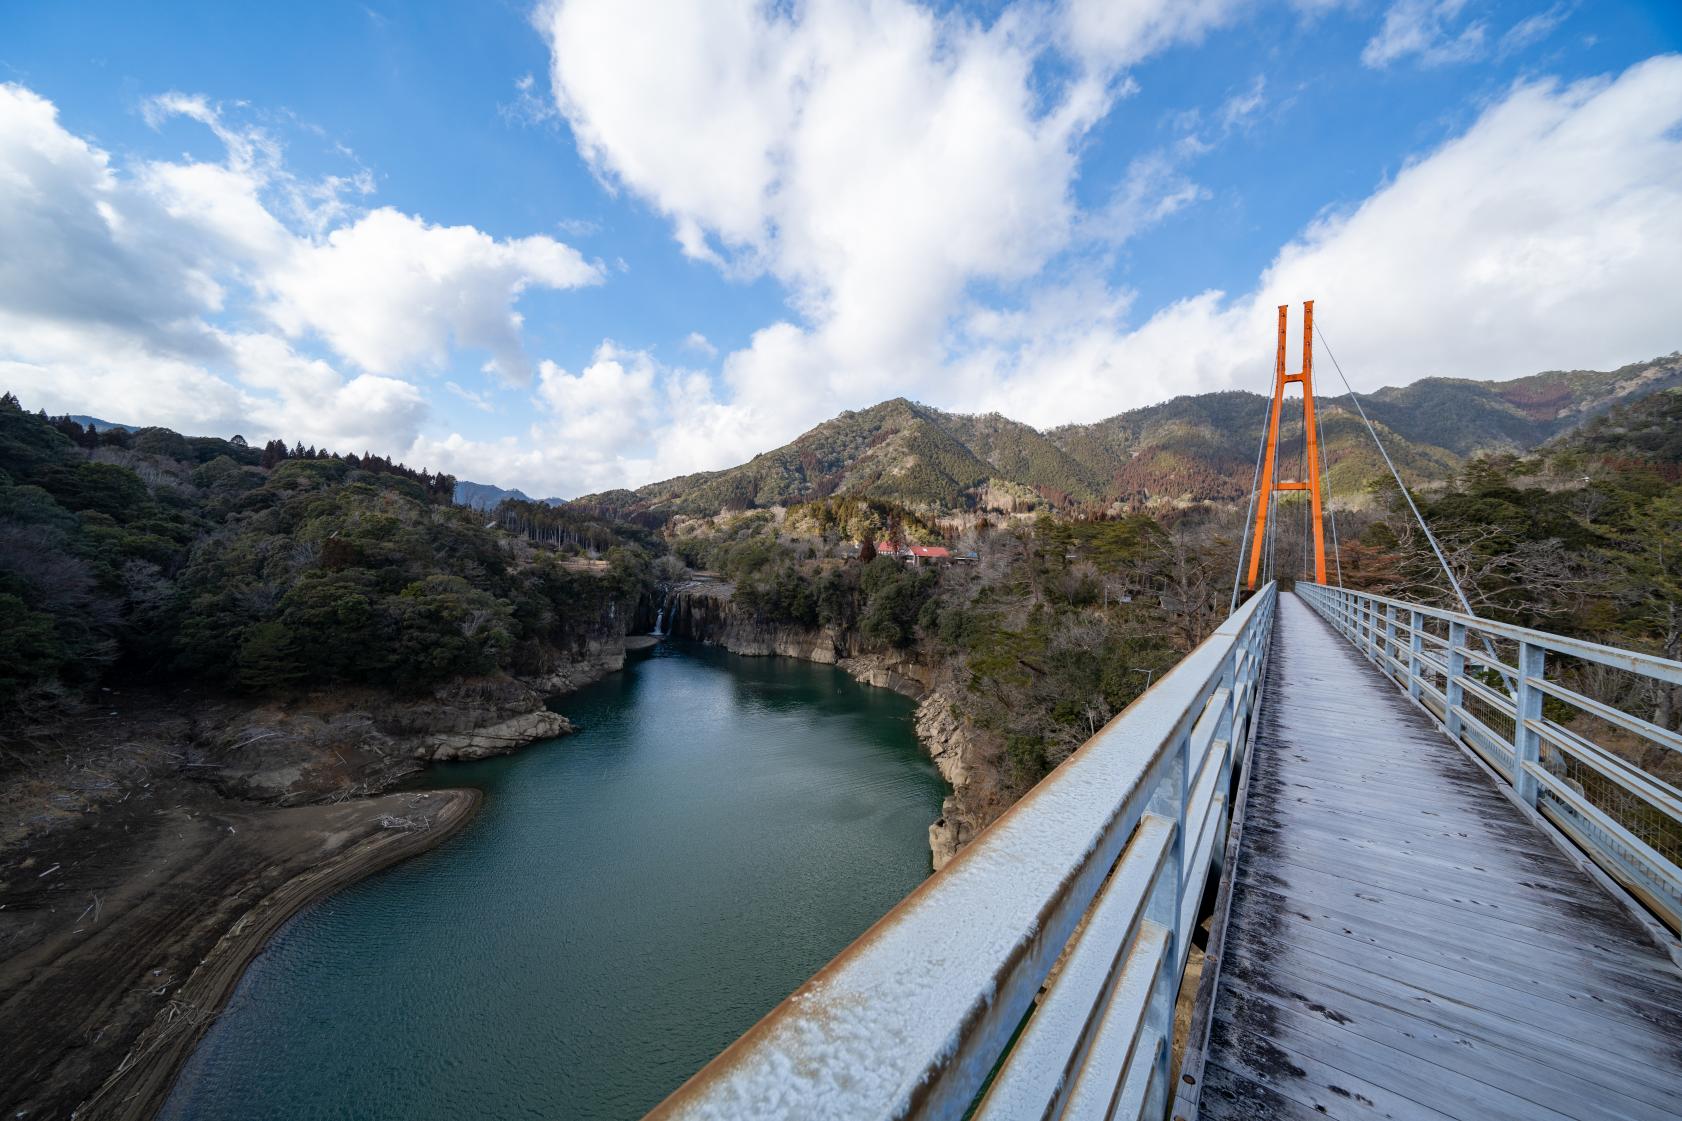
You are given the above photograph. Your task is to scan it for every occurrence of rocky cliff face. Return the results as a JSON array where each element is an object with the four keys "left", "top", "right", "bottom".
[{"left": 669, "top": 585, "right": 1005, "bottom": 869}]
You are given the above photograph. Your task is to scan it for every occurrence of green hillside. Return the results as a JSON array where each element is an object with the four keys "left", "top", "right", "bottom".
[{"left": 574, "top": 353, "right": 1682, "bottom": 518}]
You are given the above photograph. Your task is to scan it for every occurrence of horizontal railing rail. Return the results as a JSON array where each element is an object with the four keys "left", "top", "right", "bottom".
[
  {"left": 646, "top": 584, "right": 1277, "bottom": 1121},
  {"left": 1298, "top": 582, "right": 1682, "bottom": 934}
]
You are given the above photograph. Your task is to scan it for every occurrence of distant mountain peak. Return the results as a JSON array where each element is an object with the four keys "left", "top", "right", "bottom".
[{"left": 567, "top": 353, "right": 1682, "bottom": 519}]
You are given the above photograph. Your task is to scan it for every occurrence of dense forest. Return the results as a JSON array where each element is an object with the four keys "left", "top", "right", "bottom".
[
  {"left": 669, "top": 494, "right": 1236, "bottom": 789},
  {"left": 0, "top": 393, "right": 655, "bottom": 720},
  {"left": 1346, "top": 388, "right": 1680, "bottom": 652},
  {"left": 6, "top": 380, "right": 1677, "bottom": 787}
]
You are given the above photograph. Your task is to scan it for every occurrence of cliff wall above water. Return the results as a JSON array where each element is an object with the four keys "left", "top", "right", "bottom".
[{"left": 667, "top": 583, "right": 1005, "bottom": 869}]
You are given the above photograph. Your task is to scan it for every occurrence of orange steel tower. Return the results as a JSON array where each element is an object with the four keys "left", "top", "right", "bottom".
[{"left": 1246, "top": 301, "right": 1326, "bottom": 588}]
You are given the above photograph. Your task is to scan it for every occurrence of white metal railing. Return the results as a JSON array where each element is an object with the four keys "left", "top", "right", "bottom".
[
  {"left": 1298, "top": 582, "right": 1682, "bottom": 933},
  {"left": 646, "top": 585, "right": 1277, "bottom": 1121}
]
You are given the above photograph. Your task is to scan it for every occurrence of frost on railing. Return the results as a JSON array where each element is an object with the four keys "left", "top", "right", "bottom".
[
  {"left": 1298, "top": 583, "right": 1682, "bottom": 934},
  {"left": 647, "top": 586, "right": 1278, "bottom": 1121}
]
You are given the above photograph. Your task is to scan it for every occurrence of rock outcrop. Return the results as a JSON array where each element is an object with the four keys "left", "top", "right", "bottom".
[
  {"left": 200, "top": 635, "right": 632, "bottom": 803},
  {"left": 417, "top": 711, "right": 576, "bottom": 762}
]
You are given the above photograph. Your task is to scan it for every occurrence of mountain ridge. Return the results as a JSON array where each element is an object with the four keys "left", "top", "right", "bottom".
[{"left": 572, "top": 353, "right": 1682, "bottom": 517}]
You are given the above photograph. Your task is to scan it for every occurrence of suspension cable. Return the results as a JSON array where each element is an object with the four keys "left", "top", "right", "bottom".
[
  {"left": 1314, "top": 322, "right": 1478, "bottom": 618},
  {"left": 1316, "top": 320, "right": 1514, "bottom": 694},
  {"left": 1265, "top": 488, "right": 1279, "bottom": 584},
  {"left": 1299, "top": 411, "right": 1309, "bottom": 580},
  {"left": 1229, "top": 391, "right": 1273, "bottom": 615},
  {"left": 1313, "top": 388, "right": 1344, "bottom": 587}
]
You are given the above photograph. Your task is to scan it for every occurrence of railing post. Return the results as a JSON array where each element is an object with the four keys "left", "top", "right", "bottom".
[
  {"left": 1408, "top": 610, "right": 1423, "bottom": 700},
  {"left": 1384, "top": 604, "right": 1398, "bottom": 680},
  {"left": 1514, "top": 641, "right": 1544, "bottom": 805},
  {"left": 1141, "top": 715, "right": 1189, "bottom": 1113},
  {"left": 1445, "top": 621, "right": 1466, "bottom": 740}
]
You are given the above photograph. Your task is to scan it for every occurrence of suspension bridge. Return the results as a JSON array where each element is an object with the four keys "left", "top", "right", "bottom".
[{"left": 642, "top": 307, "right": 1682, "bottom": 1121}]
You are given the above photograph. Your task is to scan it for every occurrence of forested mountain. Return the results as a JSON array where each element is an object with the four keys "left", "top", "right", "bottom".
[
  {"left": 0, "top": 394, "right": 654, "bottom": 716},
  {"left": 581, "top": 354, "right": 1682, "bottom": 517},
  {"left": 455, "top": 479, "right": 536, "bottom": 510}
]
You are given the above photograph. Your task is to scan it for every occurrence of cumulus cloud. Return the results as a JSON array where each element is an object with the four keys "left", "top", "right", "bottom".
[
  {"left": 1060, "top": 0, "right": 1245, "bottom": 71},
  {"left": 975, "top": 55, "right": 1682, "bottom": 424},
  {"left": 0, "top": 82, "right": 600, "bottom": 455},
  {"left": 534, "top": 0, "right": 1234, "bottom": 473},
  {"left": 527, "top": 1, "right": 1682, "bottom": 490},
  {"left": 261, "top": 207, "right": 599, "bottom": 383},
  {"left": 414, "top": 341, "right": 668, "bottom": 498}
]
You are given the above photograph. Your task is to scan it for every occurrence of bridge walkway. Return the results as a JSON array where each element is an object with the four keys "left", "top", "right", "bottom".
[{"left": 1194, "top": 594, "right": 1682, "bottom": 1121}]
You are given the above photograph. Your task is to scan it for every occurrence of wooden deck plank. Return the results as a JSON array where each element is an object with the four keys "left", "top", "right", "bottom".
[
  {"left": 1227, "top": 874, "right": 1682, "bottom": 995},
  {"left": 1193, "top": 593, "right": 1682, "bottom": 1121},
  {"left": 1221, "top": 942, "right": 1682, "bottom": 1101},
  {"left": 1197, "top": 1062, "right": 1363, "bottom": 1121},
  {"left": 1238, "top": 815, "right": 1632, "bottom": 904},
  {"left": 1222, "top": 892, "right": 1682, "bottom": 1036},
  {"left": 1231, "top": 856, "right": 1640, "bottom": 948},
  {"left": 1259, "top": 836, "right": 1633, "bottom": 915},
  {"left": 1212, "top": 978, "right": 1671, "bottom": 1121},
  {"left": 1206, "top": 1008, "right": 1581, "bottom": 1121}
]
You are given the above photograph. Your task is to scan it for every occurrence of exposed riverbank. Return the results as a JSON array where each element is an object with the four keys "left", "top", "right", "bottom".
[
  {"left": 0, "top": 587, "right": 995, "bottom": 1118},
  {"left": 1, "top": 771, "right": 477, "bottom": 1121},
  {"left": 0, "top": 639, "right": 631, "bottom": 1120},
  {"left": 156, "top": 643, "right": 944, "bottom": 1120}
]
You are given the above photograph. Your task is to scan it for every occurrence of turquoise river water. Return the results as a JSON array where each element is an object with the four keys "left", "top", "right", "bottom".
[{"left": 159, "top": 642, "right": 946, "bottom": 1120}]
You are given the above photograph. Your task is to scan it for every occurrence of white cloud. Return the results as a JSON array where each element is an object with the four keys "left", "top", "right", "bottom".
[
  {"left": 416, "top": 341, "right": 667, "bottom": 497},
  {"left": 446, "top": 380, "right": 496, "bottom": 412},
  {"left": 974, "top": 55, "right": 1682, "bottom": 424},
  {"left": 1060, "top": 0, "right": 1246, "bottom": 71},
  {"left": 1218, "top": 75, "right": 1267, "bottom": 131},
  {"left": 534, "top": 0, "right": 1234, "bottom": 473},
  {"left": 222, "top": 331, "right": 429, "bottom": 452},
  {"left": 528, "top": 2, "right": 1682, "bottom": 494},
  {"left": 1498, "top": 4, "right": 1570, "bottom": 59},
  {"left": 0, "top": 82, "right": 600, "bottom": 457},
  {"left": 1086, "top": 150, "right": 1211, "bottom": 245},
  {"left": 1363, "top": 0, "right": 1487, "bottom": 69},
  {"left": 261, "top": 207, "right": 600, "bottom": 384},
  {"left": 682, "top": 332, "right": 717, "bottom": 357}
]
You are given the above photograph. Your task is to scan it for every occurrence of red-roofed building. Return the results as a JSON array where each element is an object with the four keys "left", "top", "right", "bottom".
[{"left": 865, "top": 542, "right": 953, "bottom": 565}]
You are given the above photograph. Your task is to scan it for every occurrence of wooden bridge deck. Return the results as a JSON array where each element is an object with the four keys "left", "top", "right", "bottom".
[{"left": 1193, "top": 593, "right": 1682, "bottom": 1121}]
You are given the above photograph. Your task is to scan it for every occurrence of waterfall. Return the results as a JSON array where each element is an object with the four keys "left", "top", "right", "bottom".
[{"left": 652, "top": 586, "right": 668, "bottom": 637}]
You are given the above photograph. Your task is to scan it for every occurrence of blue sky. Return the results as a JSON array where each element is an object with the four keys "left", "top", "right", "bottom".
[{"left": 2, "top": 1, "right": 1680, "bottom": 496}]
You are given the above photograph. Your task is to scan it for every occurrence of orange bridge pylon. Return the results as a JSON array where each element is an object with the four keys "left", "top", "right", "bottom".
[{"left": 1246, "top": 301, "right": 1326, "bottom": 589}]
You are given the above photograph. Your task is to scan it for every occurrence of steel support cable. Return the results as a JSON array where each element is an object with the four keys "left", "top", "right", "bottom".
[
  {"left": 1265, "top": 488, "right": 1279, "bottom": 584},
  {"left": 1313, "top": 323, "right": 1477, "bottom": 616},
  {"left": 1315, "top": 320, "right": 1514, "bottom": 692},
  {"left": 1265, "top": 386, "right": 1284, "bottom": 586},
  {"left": 1229, "top": 391, "right": 1274, "bottom": 615},
  {"left": 1300, "top": 413, "right": 1310, "bottom": 580},
  {"left": 1313, "top": 390, "right": 1344, "bottom": 587}
]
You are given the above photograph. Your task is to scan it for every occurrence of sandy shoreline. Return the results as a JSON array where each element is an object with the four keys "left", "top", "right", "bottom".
[{"left": 0, "top": 784, "right": 480, "bottom": 1121}]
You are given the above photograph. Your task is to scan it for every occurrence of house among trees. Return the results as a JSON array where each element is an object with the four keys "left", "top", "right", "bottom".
[{"left": 869, "top": 542, "right": 953, "bottom": 566}]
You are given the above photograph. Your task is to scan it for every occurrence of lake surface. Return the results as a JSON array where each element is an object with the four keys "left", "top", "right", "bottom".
[{"left": 160, "top": 642, "right": 945, "bottom": 1121}]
